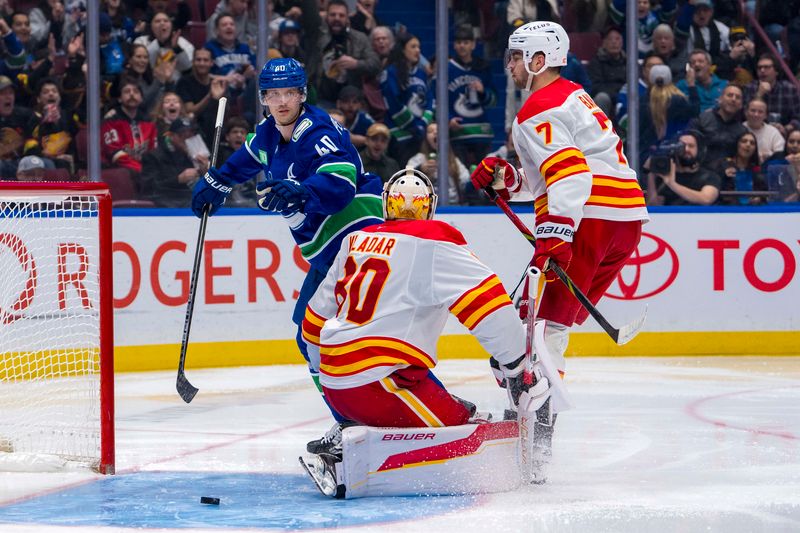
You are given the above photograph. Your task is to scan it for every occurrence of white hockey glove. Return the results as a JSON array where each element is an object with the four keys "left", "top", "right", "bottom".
[{"left": 490, "top": 355, "right": 528, "bottom": 406}]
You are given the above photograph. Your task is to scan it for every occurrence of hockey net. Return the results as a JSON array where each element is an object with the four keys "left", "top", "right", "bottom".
[{"left": 0, "top": 182, "right": 114, "bottom": 474}]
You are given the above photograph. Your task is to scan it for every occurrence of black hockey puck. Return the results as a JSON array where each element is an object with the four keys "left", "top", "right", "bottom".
[{"left": 200, "top": 496, "right": 220, "bottom": 505}]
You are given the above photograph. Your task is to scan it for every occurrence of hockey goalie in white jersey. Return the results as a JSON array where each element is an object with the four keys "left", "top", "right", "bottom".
[{"left": 299, "top": 169, "right": 563, "bottom": 498}]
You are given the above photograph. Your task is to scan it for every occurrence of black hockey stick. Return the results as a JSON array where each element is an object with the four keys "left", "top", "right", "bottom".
[
  {"left": 482, "top": 186, "right": 646, "bottom": 345},
  {"left": 176, "top": 96, "right": 228, "bottom": 403}
]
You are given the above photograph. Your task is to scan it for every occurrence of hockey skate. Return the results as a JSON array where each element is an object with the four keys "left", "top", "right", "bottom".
[
  {"left": 306, "top": 421, "right": 357, "bottom": 457},
  {"left": 299, "top": 454, "right": 345, "bottom": 499}
]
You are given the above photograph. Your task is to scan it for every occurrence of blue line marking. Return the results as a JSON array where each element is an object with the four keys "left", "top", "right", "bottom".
[{"left": 0, "top": 471, "right": 478, "bottom": 529}]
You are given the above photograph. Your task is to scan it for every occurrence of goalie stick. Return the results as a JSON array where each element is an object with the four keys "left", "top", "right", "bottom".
[
  {"left": 176, "top": 97, "right": 228, "bottom": 403},
  {"left": 482, "top": 186, "right": 646, "bottom": 345}
]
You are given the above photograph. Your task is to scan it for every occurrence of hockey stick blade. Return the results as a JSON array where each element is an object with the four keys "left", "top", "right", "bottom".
[
  {"left": 614, "top": 305, "right": 647, "bottom": 346},
  {"left": 176, "top": 368, "right": 198, "bottom": 403}
]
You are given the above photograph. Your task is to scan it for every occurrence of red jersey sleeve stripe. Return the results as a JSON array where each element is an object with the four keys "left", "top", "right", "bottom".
[
  {"left": 453, "top": 280, "right": 512, "bottom": 329},
  {"left": 449, "top": 275, "right": 500, "bottom": 316},
  {"left": 301, "top": 306, "right": 326, "bottom": 346}
]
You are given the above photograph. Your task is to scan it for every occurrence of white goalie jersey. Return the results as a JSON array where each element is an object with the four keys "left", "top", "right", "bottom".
[
  {"left": 302, "top": 220, "right": 526, "bottom": 390},
  {"left": 508, "top": 77, "right": 649, "bottom": 227}
]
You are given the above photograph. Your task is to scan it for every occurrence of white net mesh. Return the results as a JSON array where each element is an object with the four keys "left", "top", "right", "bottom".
[{"left": 0, "top": 193, "right": 103, "bottom": 469}]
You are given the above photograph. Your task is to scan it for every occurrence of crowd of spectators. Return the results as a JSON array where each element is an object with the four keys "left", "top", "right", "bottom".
[{"left": 1, "top": 0, "right": 799, "bottom": 208}]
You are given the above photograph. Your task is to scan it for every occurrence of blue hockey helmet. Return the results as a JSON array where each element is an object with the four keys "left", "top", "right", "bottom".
[{"left": 259, "top": 58, "right": 307, "bottom": 92}]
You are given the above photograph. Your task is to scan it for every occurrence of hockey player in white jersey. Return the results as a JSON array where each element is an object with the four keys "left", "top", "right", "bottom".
[
  {"left": 298, "top": 168, "right": 562, "bottom": 498},
  {"left": 301, "top": 168, "right": 531, "bottom": 429},
  {"left": 470, "top": 21, "right": 649, "bottom": 376}
]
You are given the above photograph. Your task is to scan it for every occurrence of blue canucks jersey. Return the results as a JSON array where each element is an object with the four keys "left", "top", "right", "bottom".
[{"left": 217, "top": 104, "right": 384, "bottom": 269}]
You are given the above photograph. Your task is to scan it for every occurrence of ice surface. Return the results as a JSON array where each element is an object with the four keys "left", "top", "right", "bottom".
[{"left": 0, "top": 356, "right": 798, "bottom": 532}]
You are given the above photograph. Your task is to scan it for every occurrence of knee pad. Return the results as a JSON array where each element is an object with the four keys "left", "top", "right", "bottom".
[{"left": 538, "top": 320, "right": 569, "bottom": 373}]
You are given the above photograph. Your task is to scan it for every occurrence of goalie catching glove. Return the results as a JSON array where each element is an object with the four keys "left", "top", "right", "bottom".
[
  {"left": 257, "top": 178, "right": 309, "bottom": 215},
  {"left": 533, "top": 214, "right": 574, "bottom": 281},
  {"left": 469, "top": 156, "right": 522, "bottom": 200}
]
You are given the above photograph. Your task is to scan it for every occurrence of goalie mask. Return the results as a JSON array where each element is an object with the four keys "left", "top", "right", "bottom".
[{"left": 382, "top": 168, "right": 437, "bottom": 221}]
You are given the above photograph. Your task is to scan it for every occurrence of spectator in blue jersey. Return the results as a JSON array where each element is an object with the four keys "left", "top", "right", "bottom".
[
  {"left": 609, "top": 0, "right": 676, "bottom": 58},
  {"left": 0, "top": 13, "right": 55, "bottom": 107},
  {"left": 445, "top": 25, "right": 496, "bottom": 169},
  {"left": 380, "top": 32, "right": 433, "bottom": 167},
  {"left": 190, "top": 58, "right": 384, "bottom": 453},
  {"left": 676, "top": 49, "right": 727, "bottom": 114},
  {"left": 205, "top": 13, "right": 256, "bottom": 95},
  {"left": 99, "top": 13, "right": 126, "bottom": 79},
  {"left": 103, "top": 0, "right": 136, "bottom": 44},
  {"left": 335, "top": 85, "right": 374, "bottom": 148}
]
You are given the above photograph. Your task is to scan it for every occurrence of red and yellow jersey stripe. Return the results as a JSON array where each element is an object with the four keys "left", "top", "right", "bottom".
[
  {"left": 538, "top": 147, "right": 590, "bottom": 188},
  {"left": 320, "top": 336, "right": 436, "bottom": 378},
  {"left": 301, "top": 306, "right": 326, "bottom": 347},
  {"left": 586, "top": 175, "right": 646, "bottom": 209},
  {"left": 449, "top": 275, "right": 513, "bottom": 330}
]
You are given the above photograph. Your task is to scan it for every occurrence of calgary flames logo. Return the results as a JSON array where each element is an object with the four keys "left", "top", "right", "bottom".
[{"left": 606, "top": 232, "right": 679, "bottom": 300}]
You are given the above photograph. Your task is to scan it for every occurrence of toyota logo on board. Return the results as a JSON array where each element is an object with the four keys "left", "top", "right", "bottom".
[{"left": 605, "top": 232, "right": 679, "bottom": 300}]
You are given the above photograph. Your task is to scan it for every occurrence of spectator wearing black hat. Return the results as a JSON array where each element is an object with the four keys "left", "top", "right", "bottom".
[
  {"left": 587, "top": 26, "right": 626, "bottom": 121},
  {"left": 276, "top": 19, "right": 307, "bottom": 64},
  {"left": 141, "top": 116, "right": 208, "bottom": 207},
  {"left": 444, "top": 25, "right": 496, "bottom": 169},
  {"left": 0, "top": 75, "right": 36, "bottom": 178},
  {"left": 359, "top": 122, "right": 399, "bottom": 182},
  {"left": 715, "top": 26, "right": 756, "bottom": 86},
  {"left": 336, "top": 85, "right": 375, "bottom": 148},
  {"left": 675, "top": 0, "right": 731, "bottom": 67}
]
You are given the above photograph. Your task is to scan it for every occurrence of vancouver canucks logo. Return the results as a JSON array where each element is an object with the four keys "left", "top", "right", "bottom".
[
  {"left": 287, "top": 163, "right": 296, "bottom": 179},
  {"left": 292, "top": 118, "right": 313, "bottom": 142},
  {"left": 453, "top": 92, "right": 482, "bottom": 119}
]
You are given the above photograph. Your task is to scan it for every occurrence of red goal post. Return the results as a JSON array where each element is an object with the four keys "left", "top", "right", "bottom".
[{"left": 0, "top": 181, "right": 114, "bottom": 474}]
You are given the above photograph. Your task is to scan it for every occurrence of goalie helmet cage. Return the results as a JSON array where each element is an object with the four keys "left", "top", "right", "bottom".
[{"left": 0, "top": 181, "right": 114, "bottom": 474}]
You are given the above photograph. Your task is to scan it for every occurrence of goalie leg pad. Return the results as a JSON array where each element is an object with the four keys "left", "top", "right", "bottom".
[{"left": 338, "top": 423, "right": 521, "bottom": 498}]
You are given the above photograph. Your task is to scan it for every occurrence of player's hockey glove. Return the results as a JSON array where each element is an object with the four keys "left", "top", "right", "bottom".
[
  {"left": 533, "top": 214, "right": 574, "bottom": 282},
  {"left": 469, "top": 156, "right": 521, "bottom": 200},
  {"left": 191, "top": 167, "right": 233, "bottom": 217},
  {"left": 490, "top": 355, "right": 529, "bottom": 406},
  {"left": 257, "top": 178, "right": 309, "bottom": 215}
]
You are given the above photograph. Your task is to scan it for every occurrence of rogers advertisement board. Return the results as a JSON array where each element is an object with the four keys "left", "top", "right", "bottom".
[
  {"left": 109, "top": 211, "right": 799, "bottom": 339},
  {"left": 4, "top": 209, "right": 798, "bottom": 365}
]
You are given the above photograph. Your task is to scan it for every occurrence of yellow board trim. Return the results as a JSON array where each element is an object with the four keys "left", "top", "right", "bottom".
[{"left": 99, "top": 331, "right": 800, "bottom": 373}]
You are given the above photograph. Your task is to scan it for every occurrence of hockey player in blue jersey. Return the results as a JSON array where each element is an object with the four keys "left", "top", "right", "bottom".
[{"left": 191, "top": 57, "right": 384, "bottom": 451}]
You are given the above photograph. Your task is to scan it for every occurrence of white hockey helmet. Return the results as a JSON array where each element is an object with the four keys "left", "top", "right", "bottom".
[
  {"left": 507, "top": 21, "right": 570, "bottom": 76},
  {"left": 382, "top": 168, "right": 438, "bottom": 221}
]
